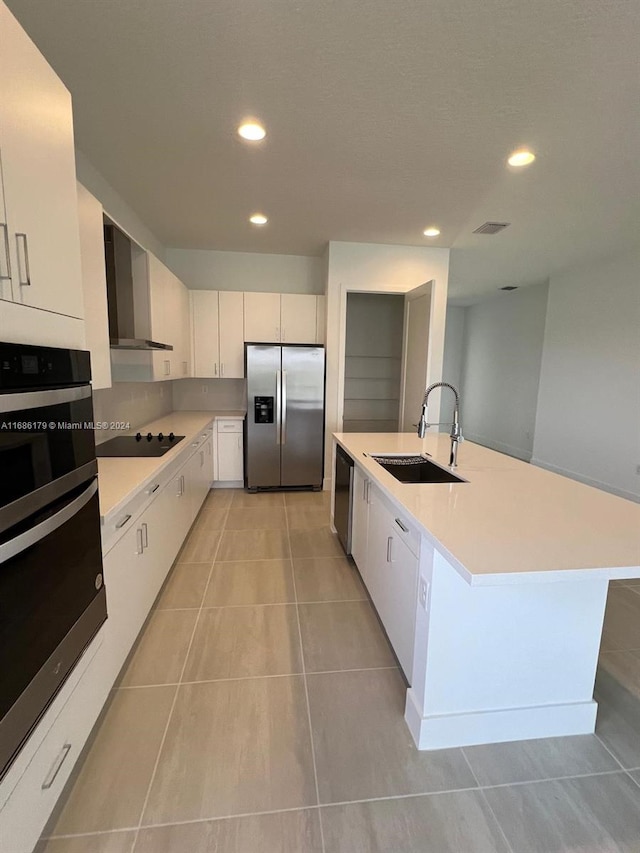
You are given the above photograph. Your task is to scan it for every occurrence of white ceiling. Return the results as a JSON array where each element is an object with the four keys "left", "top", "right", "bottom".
[{"left": 6, "top": 0, "right": 640, "bottom": 300}]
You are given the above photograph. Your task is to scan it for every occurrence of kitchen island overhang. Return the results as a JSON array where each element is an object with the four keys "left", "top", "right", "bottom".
[{"left": 331, "top": 432, "right": 640, "bottom": 750}]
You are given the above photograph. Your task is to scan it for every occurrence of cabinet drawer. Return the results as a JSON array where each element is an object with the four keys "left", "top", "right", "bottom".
[{"left": 217, "top": 418, "right": 243, "bottom": 433}]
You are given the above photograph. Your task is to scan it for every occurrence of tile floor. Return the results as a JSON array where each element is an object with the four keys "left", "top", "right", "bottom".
[{"left": 39, "top": 491, "right": 640, "bottom": 852}]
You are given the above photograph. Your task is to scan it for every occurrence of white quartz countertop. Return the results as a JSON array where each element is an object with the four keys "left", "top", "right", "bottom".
[
  {"left": 97, "top": 410, "right": 245, "bottom": 520},
  {"left": 334, "top": 432, "right": 640, "bottom": 585}
]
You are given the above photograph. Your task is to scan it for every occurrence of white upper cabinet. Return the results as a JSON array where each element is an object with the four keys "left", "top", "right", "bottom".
[
  {"left": 218, "top": 290, "right": 244, "bottom": 378},
  {"left": 0, "top": 2, "right": 84, "bottom": 319},
  {"left": 77, "top": 183, "right": 111, "bottom": 389},
  {"left": 147, "top": 254, "right": 190, "bottom": 380},
  {"left": 192, "top": 290, "right": 245, "bottom": 379},
  {"left": 281, "top": 294, "right": 317, "bottom": 344},
  {"left": 191, "top": 290, "right": 220, "bottom": 378},
  {"left": 244, "top": 292, "right": 281, "bottom": 342},
  {"left": 244, "top": 292, "right": 322, "bottom": 344},
  {"left": 316, "top": 295, "right": 327, "bottom": 344}
]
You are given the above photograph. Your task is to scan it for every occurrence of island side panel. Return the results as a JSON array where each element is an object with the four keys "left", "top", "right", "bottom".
[{"left": 406, "top": 546, "right": 609, "bottom": 749}]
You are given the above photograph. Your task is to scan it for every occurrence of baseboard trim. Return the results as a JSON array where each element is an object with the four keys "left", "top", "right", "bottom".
[{"left": 404, "top": 688, "right": 597, "bottom": 750}]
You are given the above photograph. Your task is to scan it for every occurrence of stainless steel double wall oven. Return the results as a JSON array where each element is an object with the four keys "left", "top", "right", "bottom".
[{"left": 0, "top": 343, "right": 106, "bottom": 780}]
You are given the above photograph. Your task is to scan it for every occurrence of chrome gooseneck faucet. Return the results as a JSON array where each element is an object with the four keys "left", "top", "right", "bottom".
[{"left": 417, "top": 382, "right": 463, "bottom": 467}]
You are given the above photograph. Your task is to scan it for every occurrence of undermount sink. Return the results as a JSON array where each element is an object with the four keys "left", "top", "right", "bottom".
[{"left": 370, "top": 454, "right": 466, "bottom": 484}]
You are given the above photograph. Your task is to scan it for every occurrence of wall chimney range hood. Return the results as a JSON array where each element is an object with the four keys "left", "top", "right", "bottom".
[{"left": 104, "top": 223, "right": 172, "bottom": 351}]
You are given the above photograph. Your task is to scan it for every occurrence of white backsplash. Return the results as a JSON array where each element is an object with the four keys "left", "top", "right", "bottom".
[
  {"left": 92, "top": 382, "right": 174, "bottom": 444},
  {"left": 172, "top": 379, "right": 246, "bottom": 412}
]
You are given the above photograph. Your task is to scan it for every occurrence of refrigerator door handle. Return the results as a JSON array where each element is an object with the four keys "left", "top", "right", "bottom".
[
  {"left": 281, "top": 370, "right": 287, "bottom": 445},
  {"left": 275, "top": 369, "right": 282, "bottom": 445}
]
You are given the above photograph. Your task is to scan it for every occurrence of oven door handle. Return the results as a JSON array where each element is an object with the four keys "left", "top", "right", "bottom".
[
  {"left": 0, "top": 479, "right": 98, "bottom": 565},
  {"left": 0, "top": 384, "right": 91, "bottom": 414}
]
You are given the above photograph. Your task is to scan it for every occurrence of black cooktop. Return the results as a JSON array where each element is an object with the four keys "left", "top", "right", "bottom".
[{"left": 96, "top": 432, "right": 185, "bottom": 458}]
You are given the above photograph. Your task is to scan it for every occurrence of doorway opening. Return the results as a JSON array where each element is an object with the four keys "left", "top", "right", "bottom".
[{"left": 342, "top": 292, "right": 405, "bottom": 432}]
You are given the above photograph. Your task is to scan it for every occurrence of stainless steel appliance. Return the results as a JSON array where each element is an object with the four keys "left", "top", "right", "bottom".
[
  {"left": 96, "top": 432, "right": 185, "bottom": 457},
  {"left": 334, "top": 444, "right": 354, "bottom": 554},
  {"left": 245, "top": 344, "right": 325, "bottom": 490},
  {"left": 0, "top": 343, "right": 106, "bottom": 780}
]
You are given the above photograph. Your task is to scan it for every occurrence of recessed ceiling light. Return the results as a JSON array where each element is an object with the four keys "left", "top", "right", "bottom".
[
  {"left": 249, "top": 213, "right": 268, "bottom": 225},
  {"left": 238, "top": 122, "right": 266, "bottom": 141},
  {"left": 423, "top": 227, "right": 440, "bottom": 237},
  {"left": 508, "top": 149, "right": 536, "bottom": 167}
]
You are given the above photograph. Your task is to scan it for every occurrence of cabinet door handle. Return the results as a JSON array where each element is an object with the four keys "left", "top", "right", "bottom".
[
  {"left": 386, "top": 536, "right": 393, "bottom": 563},
  {"left": 394, "top": 518, "right": 409, "bottom": 533},
  {"left": 141, "top": 522, "right": 148, "bottom": 549},
  {"left": 214, "top": 363, "right": 218, "bottom": 376},
  {"left": 183, "top": 360, "right": 188, "bottom": 375},
  {"left": 136, "top": 528, "right": 144, "bottom": 555},
  {"left": 42, "top": 743, "right": 71, "bottom": 790},
  {"left": 275, "top": 326, "right": 280, "bottom": 341},
  {"left": 237, "top": 435, "right": 241, "bottom": 450},
  {"left": 164, "top": 359, "right": 170, "bottom": 376},
  {"left": 0, "top": 223, "right": 11, "bottom": 281},
  {"left": 147, "top": 482, "right": 160, "bottom": 495},
  {"left": 282, "top": 327, "right": 286, "bottom": 341},
  {"left": 15, "top": 233, "right": 31, "bottom": 287},
  {"left": 115, "top": 513, "right": 131, "bottom": 529},
  {"left": 220, "top": 362, "right": 225, "bottom": 376},
  {"left": 181, "top": 474, "right": 185, "bottom": 492}
]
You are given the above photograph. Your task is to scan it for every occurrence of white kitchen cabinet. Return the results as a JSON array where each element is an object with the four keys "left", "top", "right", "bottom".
[
  {"left": 77, "top": 182, "right": 111, "bottom": 389},
  {"left": 192, "top": 290, "right": 245, "bottom": 378},
  {"left": 365, "top": 484, "right": 419, "bottom": 680},
  {"left": 281, "top": 294, "right": 317, "bottom": 344},
  {"left": 316, "top": 295, "right": 327, "bottom": 344},
  {"left": 191, "top": 290, "right": 220, "bottom": 377},
  {"left": 177, "top": 282, "right": 191, "bottom": 377},
  {"left": 351, "top": 465, "right": 371, "bottom": 574},
  {"left": 244, "top": 292, "right": 281, "bottom": 342},
  {"left": 216, "top": 419, "right": 244, "bottom": 482},
  {"left": 148, "top": 255, "right": 189, "bottom": 380},
  {"left": 244, "top": 292, "right": 321, "bottom": 344},
  {"left": 0, "top": 2, "right": 84, "bottom": 320},
  {"left": 218, "top": 290, "right": 245, "bottom": 377}
]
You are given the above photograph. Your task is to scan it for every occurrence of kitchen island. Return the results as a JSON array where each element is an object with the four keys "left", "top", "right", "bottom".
[{"left": 332, "top": 432, "right": 640, "bottom": 750}]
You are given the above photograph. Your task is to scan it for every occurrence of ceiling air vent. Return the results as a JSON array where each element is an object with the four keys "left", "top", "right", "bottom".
[
  {"left": 500, "top": 286, "right": 518, "bottom": 291},
  {"left": 473, "top": 221, "right": 510, "bottom": 235}
]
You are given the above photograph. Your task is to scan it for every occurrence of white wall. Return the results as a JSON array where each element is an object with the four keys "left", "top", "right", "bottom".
[
  {"left": 325, "top": 241, "right": 450, "bottom": 480},
  {"left": 165, "top": 248, "right": 323, "bottom": 294},
  {"left": 75, "top": 150, "right": 166, "bottom": 259},
  {"left": 93, "top": 382, "right": 174, "bottom": 444},
  {"left": 458, "top": 282, "right": 549, "bottom": 461},
  {"left": 532, "top": 249, "right": 640, "bottom": 501},
  {"left": 441, "top": 305, "right": 466, "bottom": 424},
  {"left": 172, "top": 379, "right": 246, "bottom": 412}
]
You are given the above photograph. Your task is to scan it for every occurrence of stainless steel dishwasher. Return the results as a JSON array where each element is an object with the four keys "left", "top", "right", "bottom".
[{"left": 334, "top": 444, "right": 354, "bottom": 554}]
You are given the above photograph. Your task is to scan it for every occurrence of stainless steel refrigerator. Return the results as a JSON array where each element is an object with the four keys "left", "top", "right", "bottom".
[{"left": 245, "top": 344, "right": 325, "bottom": 490}]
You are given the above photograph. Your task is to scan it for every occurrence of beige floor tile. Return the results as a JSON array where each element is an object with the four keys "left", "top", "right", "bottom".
[
  {"left": 135, "top": 809, "right": 323, "bottom": 853},
  {"left": 225, "top": 506, "right": 287, "bottom": 530},
  {"left": 284, "top": 490, "right": 331, "bottom": 507},
  {"left": 155, "top": 561, "right": 211, "bottom": 610},
  {"left": 322, "top": 791, "right": 510, "bottom": 853},
  {"left": 286, "top": 505, "right": 331, "bottom": 529},
  {"left": 307, "top": 669, "right": 476, "bottom": 803},
  {"left": 484, "top": 773, "right": 640, "bottom": 853},
  {"left": 293, "top": 556, "right": 366, "bottom": 602},
  {"left": 217, "top": 529, "right": 290, "bottom": 561},
  {"left": 289, "top": 527, "right": 344, "bottom": 558},
  {"left": 178, "top": 526, "right": 222, "bottom": 563},
  {"left": 40, "top": 832, "right": 136, "bottom": 853},
  {"left": 141, "top": 677, "right": 317, "bottom": 823},
  {"left": 231, "top": 490, "right": 285, "bottom": 507},
  {"left": 202, "top": 489, "right": 236, "bottom": 508},
  {"left": 204, "top": 559, "right": 294, "bottom": 606},
  {"left": 463, "top": 734, "right": 619, "bottom": 786},
  {"left": 595, "top": 665, "right": 640, "bottom": 767},
  {"left": 599, "top": 649, "right": 640, "bottom": 698},
  {"left": 183, "top": 604, "right": 302, "bottom": 681},
  {"left": 299, "top": 601, "right": 395, "bottom": 672},
  {"left": 50, "top": 686, "right": 175, "bottom": 834},
  {"left": 601, "top": 587, "right": 640, "bottom": 650},
  {"left": 119, "top": 610, "right": 197, "bottom": 687},
  {"left": 193, "top": 506, "right": 228, "bottom": 530}
]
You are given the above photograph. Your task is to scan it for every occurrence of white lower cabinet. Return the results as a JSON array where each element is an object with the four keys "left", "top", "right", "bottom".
[
  {"left": 351, "top": 469, "right": 419, "bottom": 681},
  {"left": 0, "top": 424, "right": 215, "bottom": 853},
  {"left": 216, "top": 419, "right": 244, "bottom": 482},
  {"left": 351, "top": 466, "right": 371, "bottom": 575}
]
